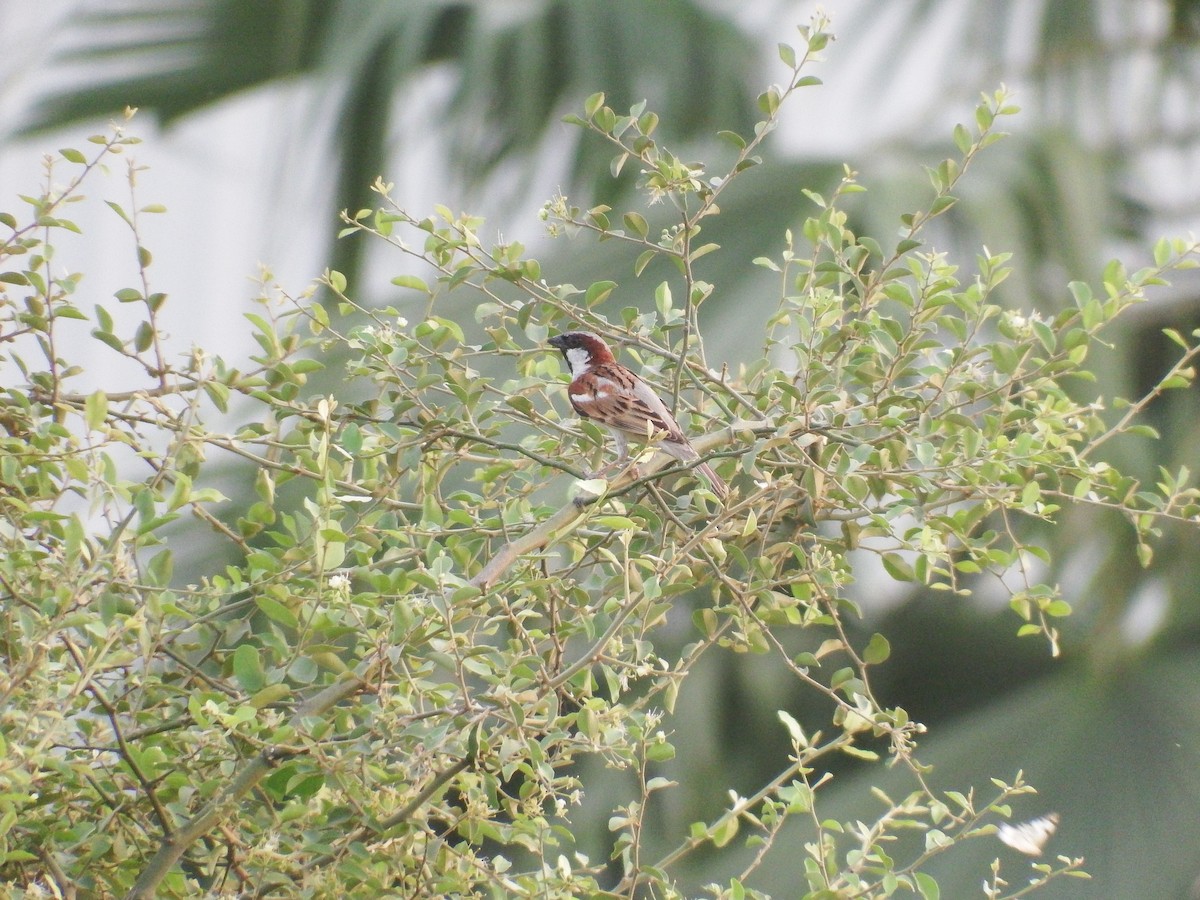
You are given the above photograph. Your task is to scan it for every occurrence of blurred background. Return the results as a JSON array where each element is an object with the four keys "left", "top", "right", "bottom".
[{"left": 4, "top": 1, "right": 1200, "bottom": 895}]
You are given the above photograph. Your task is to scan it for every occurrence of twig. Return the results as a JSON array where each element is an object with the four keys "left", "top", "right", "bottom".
[{"left": 124, "top": 668, "right": 373, "bottom": 899}]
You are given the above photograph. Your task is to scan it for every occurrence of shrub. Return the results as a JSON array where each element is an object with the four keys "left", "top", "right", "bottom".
[{"left": 2, "top": 17, "right": 1197, "bottom": 898}]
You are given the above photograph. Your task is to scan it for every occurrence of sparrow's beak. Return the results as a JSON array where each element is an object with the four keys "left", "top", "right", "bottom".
[{"left": 547, "top": 334, "right": 567, "bottom": 350}]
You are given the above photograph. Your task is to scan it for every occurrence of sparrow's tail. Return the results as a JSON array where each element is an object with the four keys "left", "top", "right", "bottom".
[{"left": 664, "top": 440, "right": 729, "bottom": 501}]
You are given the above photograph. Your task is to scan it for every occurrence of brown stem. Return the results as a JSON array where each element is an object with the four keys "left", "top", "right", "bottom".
[{"left": 124, "top": 668, "right": 372, "bottom": 899}]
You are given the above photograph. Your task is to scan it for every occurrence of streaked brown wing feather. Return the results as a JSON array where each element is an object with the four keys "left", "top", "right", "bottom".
[
  {"left": 625, "top": 374, "right": 686, "bottom": 440},
  {"left": 601, "top": 394, "right": 674, "bottom": 438},
  {"left": 572, "top": 364, "right": 686, "bottom": 442}
]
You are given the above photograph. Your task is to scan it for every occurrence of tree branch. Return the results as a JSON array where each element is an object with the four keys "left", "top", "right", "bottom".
[{"left": 124, "top": 667, "right": 373, "bottom": 900}]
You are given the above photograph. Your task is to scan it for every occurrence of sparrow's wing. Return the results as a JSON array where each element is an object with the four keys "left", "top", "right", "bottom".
[
  {"left": 568, "top": 364, "right": 688, "bottom": 444},
  {"left": 623, "top": 373, "right": 688, "bottom": 443}
]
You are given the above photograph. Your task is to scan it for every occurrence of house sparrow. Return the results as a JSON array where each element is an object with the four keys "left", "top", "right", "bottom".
[{"left": 548, "top": 331, "right": 728, "bottom": 500}]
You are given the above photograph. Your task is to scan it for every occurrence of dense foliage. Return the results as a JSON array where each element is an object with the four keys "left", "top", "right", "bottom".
[{"left": 2, "top": 18, "right": 1198, "bottom": 898}]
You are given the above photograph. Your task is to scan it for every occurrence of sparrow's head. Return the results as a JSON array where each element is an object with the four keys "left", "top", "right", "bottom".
[{"left": 548, "top": 331, "right": 615, "bottom": 374}]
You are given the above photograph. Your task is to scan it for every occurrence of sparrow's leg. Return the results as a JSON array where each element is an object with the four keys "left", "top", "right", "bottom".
[
  {"left": 587, "top": 427, "right": 626, "bottom": 477},
  {"left": 611, "top": 428, "right": 629, "bottom": 464},
  {"left": 608, "top": 430, "right": 645, "bottom": 480},
  {"left": 587, "top": 429, "right": 639, "bottom": 481}
]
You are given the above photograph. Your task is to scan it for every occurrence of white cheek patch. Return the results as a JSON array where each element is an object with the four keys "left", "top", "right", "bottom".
[
  {"left": 565, "top": 347, "right": 592, "bottom": 374},
  {"left": 594, "top": 387, "right": 611, "bottom": 399},
  {"left": 573, "top": 391, "right": 594, "bottom": 403}
]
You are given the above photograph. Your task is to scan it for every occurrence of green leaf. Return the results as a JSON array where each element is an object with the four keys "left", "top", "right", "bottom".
[
  {"left": 85, "top": 390, "right": 107, "bottom": 431},
  {"left": 634, "top": 249, "right": 656, "bottom": 276},
  {"left": 1044, "top": 599, "right": 1072, "bottom": 617},
  {"left": 1020, "top": 481, "right": 1040, "bottom": 509},
  {"left": 757, "top": 87, "right": 781, "bottom": 116},
  {"left": 881, "top": 553, "right": 914, "bottom": 582},
  {"left": 622, "top": 212, "right": 649, "bottom": 239},
  {"left": 232, "top": 644, "right": 265, "bottom": 693},
  {"left": 250, "top": 684, "right": 290, "bottom": 709},
  {"left": 166, "top": 473, "right": 192, "bottom": 511},
  {"left": 1068, "top": 280, "right": 1093, "bottom": 308},
  {"left": 777, "top": 709, "right": 808, "bottom": 747},
  {"left": 914, "top": 872, "right": 940, "bottom": 900},
  {"left": 146, "top": 549, "right": 173, "bottom": 586},
  {"left": 1162, "top": 328, "right": 1188, "bottom": 349},
  {"left": 134, "top": 321, "right": 154, "bottom": 352},
  {"left": 594, "top": 515, "right": 638, "bottom": 530},
  {"left": 990, "top": 342, "right": 1020, "bottom": 375},
  {"left": 717, "top": 130, "right": 746, "bottom": 150},
  {"left": 710, "top": 815, "right": 739, "bottom": 847},
  {"left": 204, "top": 380, "right": 230, "bottom": 412},
  {"left": 585, "top": 280, "right": 617, "bottom": 307},
  {"left": 105, "top": 200, "right": 131, "bottom": 226},
  {"left": 952, "top": 123, "right": 972, "bottom": 154},
  {"left": 863, "top": 633, "right": 891, "bottom": 665},
  {"left": 929, "top": 194, "right": 957, "bottom": 216},
  {"left": 53, "top": 305, "right": 87, "bottom": 321},
  {"left": 587, "top": 206, "right": 612, "bottom": 231},
  {"left": 391, "top": 274, "right": 430, "bottom": 293},
  {"left": 645, "top": 740, "right": 675, "bottom": 762},
  {"left": 316, "top": 536, "right": 346, "bottom": 569},
  {"left": 256, "top": 595, "right": 298, "bottom": 629},
  {"left": 976, "top": 102, "right": 994, "bottom": 131},
  {"left": 595, "top": 106, "right": 617, "bottom": 133},
  {"left": 92, "top": 329, "right": 125, "bottom": 352},
  {"left": 924, "top": 828, "right": 952, "bottom": 852}
]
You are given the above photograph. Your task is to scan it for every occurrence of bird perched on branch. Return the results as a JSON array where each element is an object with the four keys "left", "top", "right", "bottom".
[{"left": 548, "top": 331, "right": 728, "bottom": 500}]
